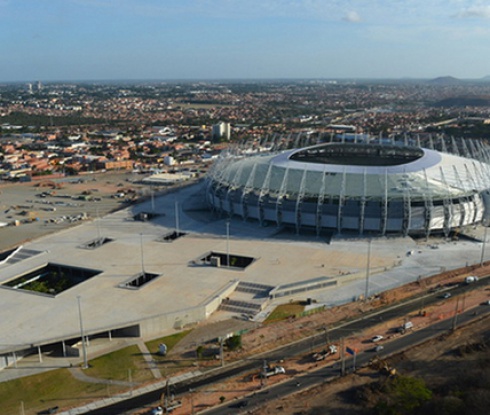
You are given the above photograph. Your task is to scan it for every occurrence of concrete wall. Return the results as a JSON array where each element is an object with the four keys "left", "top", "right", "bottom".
[{"left": 139, "top": 280, "right": 239, "bottom": 339}]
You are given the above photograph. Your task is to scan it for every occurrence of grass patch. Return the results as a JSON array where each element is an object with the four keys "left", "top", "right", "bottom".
[
  {"left": 145, "top": 330, "right": 191, "bottom": 356},
  {"left": 85, "top": 344, "right": 153, "bottom": 383},
  {"left": 0, "top": 368, "right": 120, "bottom": 415},
  {"left": 145, "top": 330, "right": 194, "bottom": 375},
  {"left": 0, "top": 338, "right": 190, "bottom": 414},
  {"left": 264, "top": 301, "right": 305, "bottom": 323}
]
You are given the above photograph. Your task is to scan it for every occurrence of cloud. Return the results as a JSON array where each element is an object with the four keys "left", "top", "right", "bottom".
[
  {"left": 456, "top": 5, "right": 490, "bottom": 19},
  {"left": 343, "top": 10, "right": 361, "bottom": 23}
]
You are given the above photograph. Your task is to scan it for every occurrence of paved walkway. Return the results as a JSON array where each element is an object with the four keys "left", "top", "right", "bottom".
[
  {"left": 136, "top": 341, "right": 162, "bottom": 379},
  {"left": 68, "top": 367, "right": 134, "bottom": 386}
]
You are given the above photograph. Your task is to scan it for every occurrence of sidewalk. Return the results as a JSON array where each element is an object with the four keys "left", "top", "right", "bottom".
[{"left": 58, "top": 370, "right": 203, "bottom": 415}]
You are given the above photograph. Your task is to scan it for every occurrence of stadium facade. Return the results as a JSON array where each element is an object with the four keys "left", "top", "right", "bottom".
[{"left": 205, "top": 138, "right": 490, "bottom": 237}]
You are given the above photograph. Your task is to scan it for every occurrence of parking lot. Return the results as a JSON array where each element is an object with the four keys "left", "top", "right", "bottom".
[{"left": 0, "top": 172, "right": 149, "bottom": 251}]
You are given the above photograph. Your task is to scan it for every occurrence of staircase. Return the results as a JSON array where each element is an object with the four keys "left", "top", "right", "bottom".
[{"left": 218, "top": 281, "right": 274, "bottom": 317}]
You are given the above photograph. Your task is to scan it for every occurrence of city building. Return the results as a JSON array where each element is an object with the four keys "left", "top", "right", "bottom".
[{"left": 212, "top": 122, "right": 231, "bottom": 141}]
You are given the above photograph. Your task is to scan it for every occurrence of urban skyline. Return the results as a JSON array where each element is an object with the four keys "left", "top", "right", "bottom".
[{"left": 2, "top": 0, "right": 490, "bottom": 82}]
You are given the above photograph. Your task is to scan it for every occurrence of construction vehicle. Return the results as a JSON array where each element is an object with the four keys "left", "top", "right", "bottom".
[
  {"left": 369, "top": 357, "right": 397, "bottom": 376},
  {"left": 312, "top": 344, "right": 338, "bottom": 361},
  {"left": 159, "top": 381, "right": 182, "bottom": 413},
  {"left": 264, "top": 365, "right": 286, "bottom": 377}
]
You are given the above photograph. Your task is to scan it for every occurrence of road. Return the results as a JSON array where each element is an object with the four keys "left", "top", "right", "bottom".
[
  {"left": 203, "top": 302, "right": 490, "bottom": 415},
  {"left": 84, "top": 278, "right": 490, "bottom": 415}
]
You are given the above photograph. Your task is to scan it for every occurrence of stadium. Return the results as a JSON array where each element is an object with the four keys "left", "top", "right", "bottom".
[
  {"left": 2, "top": 135, "right": 490, "bottom": 378},
  {"left": 206, "top": 139, "right": 490, "bottom": 237}
]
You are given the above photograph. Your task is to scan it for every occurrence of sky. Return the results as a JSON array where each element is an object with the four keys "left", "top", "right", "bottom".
[{"left": 1, "top": 0, "right": 490, "bottom": 82}]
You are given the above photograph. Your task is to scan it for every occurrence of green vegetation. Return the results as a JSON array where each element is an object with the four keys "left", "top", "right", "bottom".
[
  {"left": 0, "top": 333, "right": 192, "bottom": 414},
  {"left": 374, "top": 376, "right": 432, "bottom": 415},
  {"left": 264, "top": 301, "right": 305, "bottom": 323},
  {"left": 145, "top": 330, "right": 194, "bottom": 374},
  {"left": 145, "top": 330, "right": 191, "bottom": 357},
  {"left": 85, "top": 344, "right": 153, "bottom": 383},
  {"left": 225, "top": 334, "right": 242, "bottom": 351},
  {"left": 6, "top": 271, "right": 73, "bottom": 295},
  {"left": 0, "top": 369, "right": 117, "bottom": 415}
]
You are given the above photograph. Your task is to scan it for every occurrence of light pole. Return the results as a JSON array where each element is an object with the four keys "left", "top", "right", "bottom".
[
  {"left": 452, "top": 296, "right": 460, "bottom": 331},
  {"left": 151, "top": 187, "right": 155, "bottom": 212},
  {"left": 480, "top": 224, "right": 488, "bottom": 267},
  {"left": 226, "top": 220, "right": 230, "bottom": 267},
  {"left": 364, "top": 239, "right": 372, "bottom": 301},
  {"left": 175, "top": 200, "right": 180, "bottom": 235},
  {"left": 140, "top": 233, "right": 145, "bottom": 274},
  {"left": 77, "top": 296, "right": 88, "bottom": 369},
  {"left": 189, "top": 388, "right": 195, "bottom": 415}
]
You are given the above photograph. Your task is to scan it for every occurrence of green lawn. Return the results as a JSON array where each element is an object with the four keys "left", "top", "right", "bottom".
[
  {"left": 265, "top": 302, "right": 305, "bottom": 323},
  {"left": 85, "top": 344, "right": 154, "bottom": 383},
  {"left": 0, "top": 369, "right": 119, "bottom": 415},
  {"left": 0, "top": 333, "right": 194, "bottom": 414},
  {"left": 145, "top": 330, "right": 191, "bottom": 357},
  {"left": 146, "top": 330, "right": 195, "bottom": 375}
]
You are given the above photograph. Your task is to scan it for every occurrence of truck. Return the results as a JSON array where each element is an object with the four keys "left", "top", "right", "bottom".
[
  {"left": 397, "top": 321, "right": 413, "bottom": 334},
  {"left": 312, "top": 344, "right": 338, "bottom": 361},
  {"left": 265, "top": 365, "right": 286, "bottom": 377}
]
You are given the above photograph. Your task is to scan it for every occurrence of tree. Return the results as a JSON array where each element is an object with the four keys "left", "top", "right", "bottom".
[
  {"left": 375, "top": 375, "right": 432, "bottom": 415},
  {"left": 225, "top": 335, "right": 242, "bottom": 351}
]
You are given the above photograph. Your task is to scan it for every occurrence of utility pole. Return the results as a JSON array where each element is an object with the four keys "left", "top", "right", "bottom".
[
  {"left": 364, "top": 239, "right": 372, "bottom": 301},
  {"left": 175, "top": 200, "right": 180, "bottom": 235},
  {"left": 189, "top": 388, "right": 195, "bottom": 415},
  {"left": 261, "top": 359, "right": 268, "bottom": 388},
  {"left": 140, "top": 233, "right": 145, "bottom": 274},
  {"left": 226, "top": 220, "right": 230, "bottom": 267},
  {"left": 219, "top": 337, "right": 225, "bottom": 367},
  {"left": 480, "top": 225, "right": 488, "bottom": 266},
  {"left": 323, "top": 325, "right": 329, "bottom": 345},
  {"left": 128, "top": 369, "right": 133, "bottom": 396},
  {"left": 451, "top": 296, "right": 460, "bottom": 331},
  {"left": 340, "top": 338, "right": 346, "bottom": 376},
  {"left": 77, "top": 296, "right": 88, "bottom": 369},
  {"left": 151, "top": 187, "right": 155, "bottom": 212}
]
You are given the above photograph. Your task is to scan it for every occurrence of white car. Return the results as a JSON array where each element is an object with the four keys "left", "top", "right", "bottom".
[
  {"left": 371, "top": 335, "right": 384, "bottom": 343},
  {"left": 150, "top": 407, "right": 163, "bottom": 415}
]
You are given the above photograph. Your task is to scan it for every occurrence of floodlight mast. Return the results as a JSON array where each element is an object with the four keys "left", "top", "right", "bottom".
[
  {"left": 77, "top": 296, "right": 88, "bottom": 369},
  {"left": 481, "top": 222, "right": 488, "bottom": 267},
  {"left": 175, "top": 200, "right": 180, "bottom": 235},
  {"left": 364, "top": 239, "right": 372, "bottom": 301},
  {"left": 226, "top": 220, "right": 230, "bottom": 267},
  {"left": 140, "top": 233, "right": 145, "bottom": 274}
]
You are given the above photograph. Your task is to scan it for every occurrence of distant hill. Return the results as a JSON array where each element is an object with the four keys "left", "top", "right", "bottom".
[
  {"left": 427, "top": 76, "right": 462, "bottom": 85},
  {"left": 433, "top": 95, "right": 490, "bottom": 107}
]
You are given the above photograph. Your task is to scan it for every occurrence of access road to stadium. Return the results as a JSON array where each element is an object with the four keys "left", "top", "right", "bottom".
[
  {"left": 64, "top": 277, "right": 490, "bottom": 415},
  {"left": 201, "top": 305, "right": 490, "bottom": 415}
]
